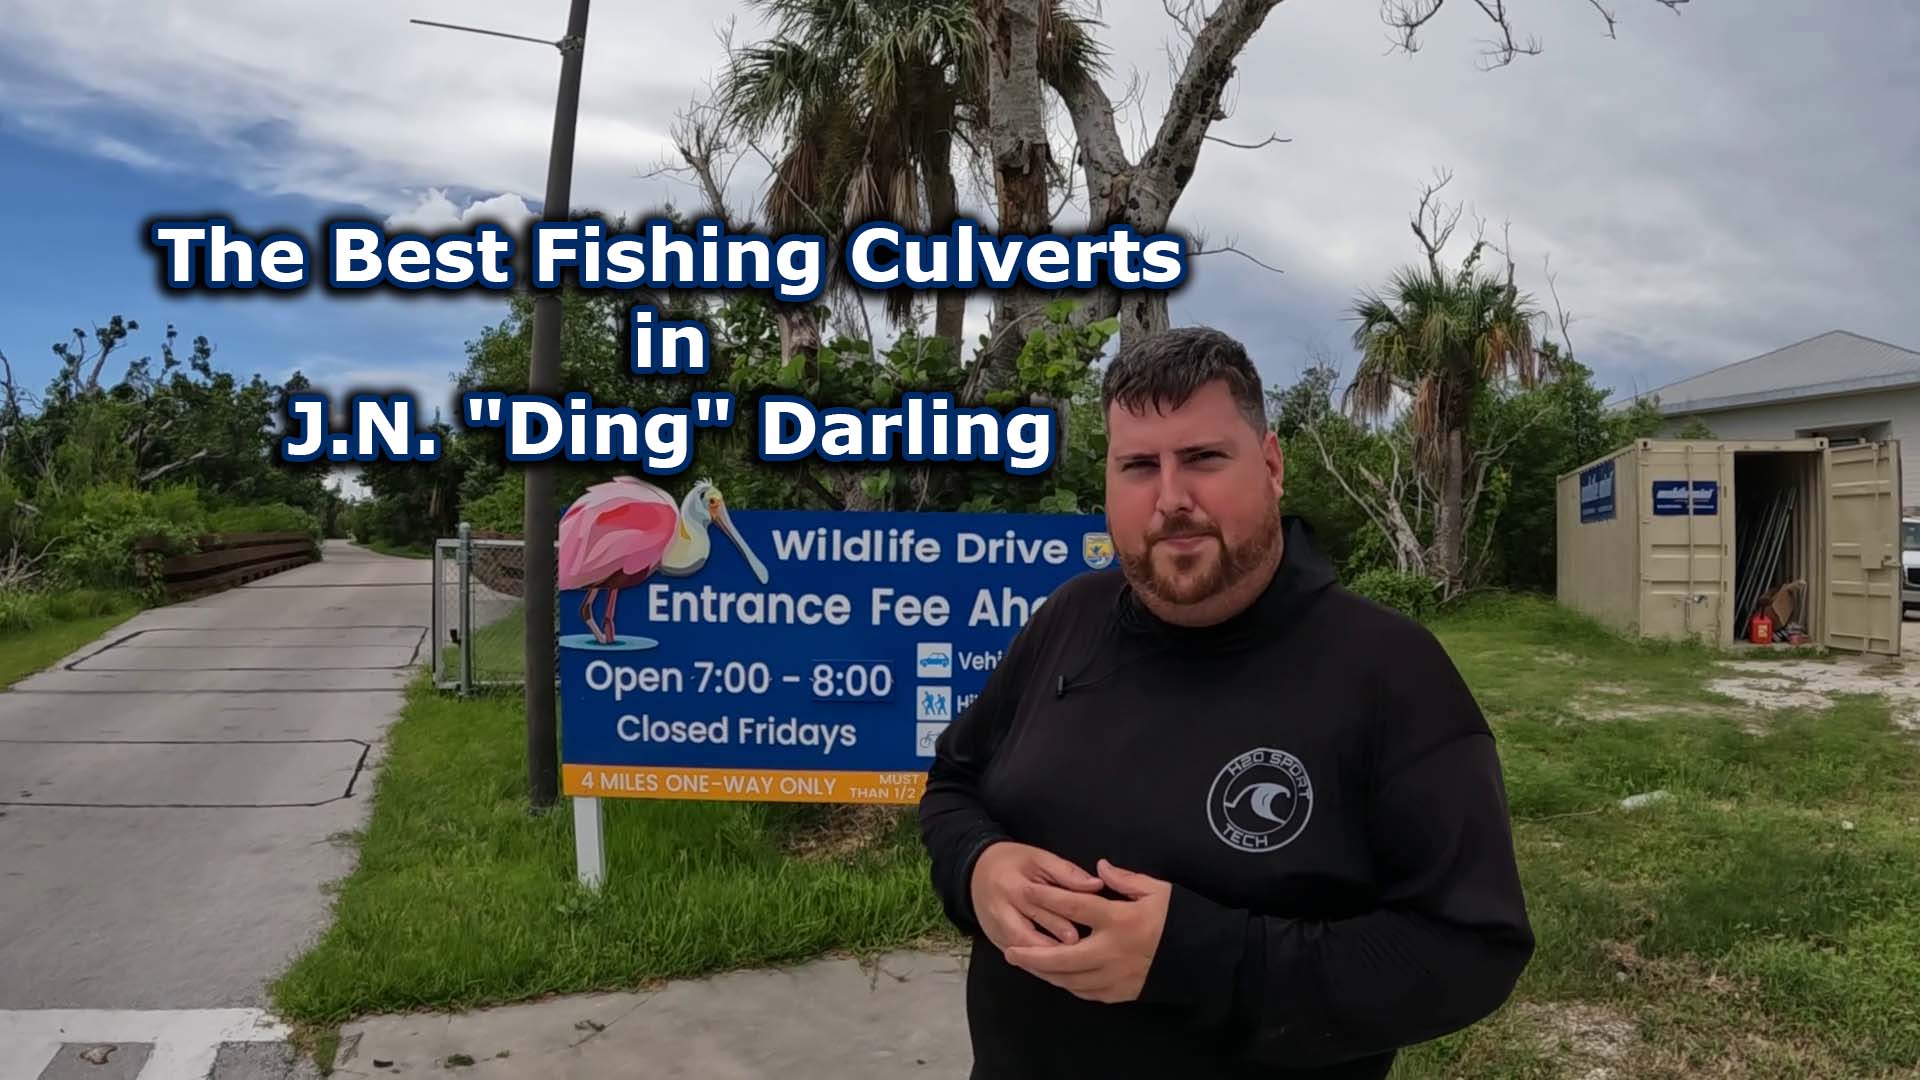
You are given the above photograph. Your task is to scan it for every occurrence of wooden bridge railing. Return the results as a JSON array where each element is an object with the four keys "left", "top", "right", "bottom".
[{"left": 134, "top": 531, "right": 319, "bottom": 600}]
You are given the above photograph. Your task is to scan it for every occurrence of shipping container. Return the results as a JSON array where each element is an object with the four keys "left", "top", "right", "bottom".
[{"left": 1556, "top": 438, "right": 1903, "bottom": 653}]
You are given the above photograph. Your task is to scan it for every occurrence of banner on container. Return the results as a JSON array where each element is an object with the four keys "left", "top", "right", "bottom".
[
  {"left": 1579, "top": 460, "right": 1616, "bottom": 523},
  {"left": 555, "top": 476, "right": 1110, "bottom": 805},
  {"left": 1651, "top": 479, "right": 1718, "bottom": 516}
]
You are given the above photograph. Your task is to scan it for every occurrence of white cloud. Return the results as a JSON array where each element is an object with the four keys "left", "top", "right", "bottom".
[
  {"left": 384, "top": 189, "right": 538, "bottom": 233},
  {"left": 325, "top": 469, "right": 370, "bottom": 501},
  {"left": 0, "top": 0, "right": 726, "bottom": 222}
]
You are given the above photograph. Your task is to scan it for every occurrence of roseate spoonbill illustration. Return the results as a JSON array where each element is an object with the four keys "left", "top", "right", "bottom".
[{"left": 558, "top": 476, "right": 768, "bottom": 644}]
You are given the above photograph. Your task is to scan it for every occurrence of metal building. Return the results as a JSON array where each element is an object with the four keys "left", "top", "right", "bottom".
[
  {"left": 1556, "top": 438, "right": 1902, "bottom": 654},
  {"left": 1621, "top": 331, "right": 1920, "bottom": 512}
]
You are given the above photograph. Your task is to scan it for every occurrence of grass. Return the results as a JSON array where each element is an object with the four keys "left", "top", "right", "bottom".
[
  {"left": 0, "top": 588, "right": 141, "bottom": 687},
  {"left": 443, "top": 601, "right": 525, "bottom": 685},
  {"left": 270, "top": 681, "right": 942, "bottom": 1023},
  {"left": 273, "top": 594, "right": 1920, "bottom": 1076},
  {"left": 1385, "top": 597, "right": 1920, "bottom": 1078}
]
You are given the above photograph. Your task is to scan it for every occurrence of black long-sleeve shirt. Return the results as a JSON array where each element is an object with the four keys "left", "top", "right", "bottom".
[{"left": 918, "top": 516, "right": 1534, "bottom": 1078}]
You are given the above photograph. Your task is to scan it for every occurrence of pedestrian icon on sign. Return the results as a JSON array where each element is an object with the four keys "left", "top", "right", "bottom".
[{"left": 916, "top": 686, "right": 951, "bottom": 721}]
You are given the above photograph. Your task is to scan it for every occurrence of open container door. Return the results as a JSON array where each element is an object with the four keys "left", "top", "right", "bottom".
[{"left": 1824, "top": 440, "right": 1903, "bottom": 655}]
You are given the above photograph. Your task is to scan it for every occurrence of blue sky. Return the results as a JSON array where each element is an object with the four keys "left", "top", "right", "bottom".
[
  {"left": 0, "top": 123, "right": 500, "bottom": 420},
  {"left": 4, "top": 0, "right": 1918, "bottom": 426}
]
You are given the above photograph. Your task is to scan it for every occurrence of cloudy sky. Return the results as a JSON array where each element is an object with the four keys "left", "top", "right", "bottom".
[{"left": 2, "top": 0, "right": 1917, "bottom": 422}]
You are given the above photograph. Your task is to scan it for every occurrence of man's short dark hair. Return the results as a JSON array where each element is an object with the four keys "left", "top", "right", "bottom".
[{"left": 1100, "top": 326, "right": 1268, "bottom": 434}]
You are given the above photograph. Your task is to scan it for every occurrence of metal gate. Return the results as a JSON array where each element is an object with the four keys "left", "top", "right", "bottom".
[{"left": 432, "top": 524, "right": 544, "bottom": 691}]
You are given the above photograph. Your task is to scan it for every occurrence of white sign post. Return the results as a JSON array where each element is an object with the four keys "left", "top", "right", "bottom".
[{"left": 573, "top": 795, "right": 605, "bottom": 889}]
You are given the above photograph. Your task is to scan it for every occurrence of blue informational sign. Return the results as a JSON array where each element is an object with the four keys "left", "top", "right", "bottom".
[
  {"left": 1651, "top": 479, "right": 1719, "bottom": 516},
  {"left": 1579, "top": 460, "right": 1616, "bottom": 523},
  {"left": 554, "top": 475, "right": 1111, "bottom": 804}
]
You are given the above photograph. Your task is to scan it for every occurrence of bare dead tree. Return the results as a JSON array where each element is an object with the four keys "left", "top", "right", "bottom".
[
  {"left": 48, "top": 317, "right": 138, "bottom": 395},
  {"left": 969, "top": 0, "right": 1059, "bottom": 393},
  {"left": 0, "top": 536, "right": 55, "bottom": 591},
  {"left": 1542, "top": 252, "right": 1577, "bottom": 358},
  {"left": 646, "top": 97, "right": 741, "bottom": 225},
  {"left": 1303, "top": 417, "right": 1429, "bottom": 575},
  {"left": 1409, "top": 168, "right": 1463, "bottom": 277},
  {"left": 0, "top": 346, "right": 19, "bottom": 465},
  {"left": 1045, "top": 1, "right": 1289, "bottom": 348}
]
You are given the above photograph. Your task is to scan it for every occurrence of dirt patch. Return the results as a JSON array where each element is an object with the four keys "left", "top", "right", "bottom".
[
  {"left": 1707, "top": 658, "right": 1920, "bottom": 732},
  {"left": 1515, "top": 1001, "right": 1639, "bottom": 1079},
  {"left": 1568, "top": 693, "right": 1741, "bottom": 725},
  {"left": 773, "top": 804, "right": 912, "bottom": 862}
]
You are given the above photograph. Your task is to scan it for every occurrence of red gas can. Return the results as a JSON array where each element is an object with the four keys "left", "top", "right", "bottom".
[{"left": 1747, "top": 611, "right": 1775, "bottom": 645}]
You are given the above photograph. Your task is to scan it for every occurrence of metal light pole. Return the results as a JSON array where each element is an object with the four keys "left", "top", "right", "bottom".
[{"left": 411, "top": 0, "right": 591, "bottom": 810}]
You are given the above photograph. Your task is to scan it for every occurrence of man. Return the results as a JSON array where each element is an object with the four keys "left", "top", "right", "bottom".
[{"left": 917, "top": 327, "right": 1534, "bottom": 1078}]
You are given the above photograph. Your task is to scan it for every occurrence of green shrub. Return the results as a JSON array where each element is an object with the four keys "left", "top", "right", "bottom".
[
  {"left": 39, "top": 484, "right": 207, "bottom": 594},
  {"left": 1347, "top": 568, "right": 1443, "bottom": 621},
  {"left": 206, "top": 503, "right": 322, "bottom": 548},
  {"left": 0, "top": 587, "right": 136, "bottom": 634},
  {"left": 461, "top": 474, "right": 524, "bottom": 535}
]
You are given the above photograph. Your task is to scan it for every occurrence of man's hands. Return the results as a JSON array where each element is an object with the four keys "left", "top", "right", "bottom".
[
  {"left": 993, "top": 856, "right": 1173, "bottom": 1005},
  {"left": 969, "top": 841, "right": 1106, "bottom": 950}
]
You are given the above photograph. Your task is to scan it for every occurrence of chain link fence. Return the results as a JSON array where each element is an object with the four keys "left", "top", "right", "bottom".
[{"left": 433, "top": 526, "right": 540, "bottom": 692}]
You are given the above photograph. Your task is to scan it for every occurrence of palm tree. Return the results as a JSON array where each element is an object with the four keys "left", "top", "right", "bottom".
[
  {"left": 1346, "top": 250, "right": 1546, "bottom": 593},
  {"left": 720, "top": 0, "right": 1101, "bottom": 357}
]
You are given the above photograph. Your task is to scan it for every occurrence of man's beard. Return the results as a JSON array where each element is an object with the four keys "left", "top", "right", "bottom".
[{"left": 1118, "top": 500, "right": 1282, "bottom": 607}]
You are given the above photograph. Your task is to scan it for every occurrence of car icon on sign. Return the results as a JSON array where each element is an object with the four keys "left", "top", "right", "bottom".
[{"left": 916, "top": 643, "right": 953, "bottom": 673}]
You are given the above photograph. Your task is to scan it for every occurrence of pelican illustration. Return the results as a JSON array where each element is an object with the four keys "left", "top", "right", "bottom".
[
  {"left": 558, "top": 476, "right": 769, "bottom": 644},
  {"left": 1223, "top": 782, "right": 1295, "bottom": 826}
]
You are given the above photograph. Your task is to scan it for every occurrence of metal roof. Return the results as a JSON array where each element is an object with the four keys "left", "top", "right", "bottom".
[{"left": 1630, "top": 330, "right": 1920, "bottom": 415}]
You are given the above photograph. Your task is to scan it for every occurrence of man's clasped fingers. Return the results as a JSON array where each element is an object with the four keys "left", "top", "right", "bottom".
[
  {"left": 1022, "top": 881, "right": 1114, "bottom": 927},
  {"left": 1003, "top": 938, "right": 1134, "bottom": 1001},
  {"left": 1016, "top": 897, "right": 1084, "bottom": 945}
]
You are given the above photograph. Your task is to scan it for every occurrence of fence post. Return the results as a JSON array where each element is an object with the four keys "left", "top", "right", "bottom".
[
  {"left": 458, "top": 521, "right": 474, "bottom": 696},
  {"left": 431, "top": 539, "right": 444, "bottom": 687}
]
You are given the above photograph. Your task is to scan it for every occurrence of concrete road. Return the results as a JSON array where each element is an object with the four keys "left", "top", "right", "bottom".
[
  {"left": 331, "top": 950, "right": 973, "bottom": 1080},
  {"left": 0, "top": 542, "right": 428, "bottom": 1078}
]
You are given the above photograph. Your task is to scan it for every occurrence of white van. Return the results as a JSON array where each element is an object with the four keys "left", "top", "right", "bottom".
[{"left": 1905, "top": 517, "right": 1920, "bottom": 617}]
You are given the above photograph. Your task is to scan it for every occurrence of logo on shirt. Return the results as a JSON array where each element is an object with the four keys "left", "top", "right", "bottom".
[{"left": 1207, "top": 748, "right": 1313, "bottom": 853}]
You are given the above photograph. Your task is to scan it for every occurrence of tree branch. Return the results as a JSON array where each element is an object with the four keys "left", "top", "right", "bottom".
[
  {"left": 139, "top": 448, "right": 210, "bottom": 485},
  {"left": 1203, "top": 131, "right": 1291, "bottom": 149},
  {"left": 1469, "top": 0, "right": 1541, "bottom": 68},
  {"left": 1306, "top": 421, "right": 1396, "bottom": 556},
  {"left": 1387, "top": 0, "right": 1686, "bottom": 66},
  {"left": 1381, "top": 0, "right": 1447, "bottom": 54},
  {"left": 1585, "top": 0, "right": 1619, "bottom": 38},
  {"left": 1191, "top": 242, "right": 1285, "bottom": 275}
]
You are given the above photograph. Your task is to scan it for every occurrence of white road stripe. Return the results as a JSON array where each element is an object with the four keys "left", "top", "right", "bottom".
[{"left": 0, "top": 1009, "right": 290, "bottom": 1080}]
